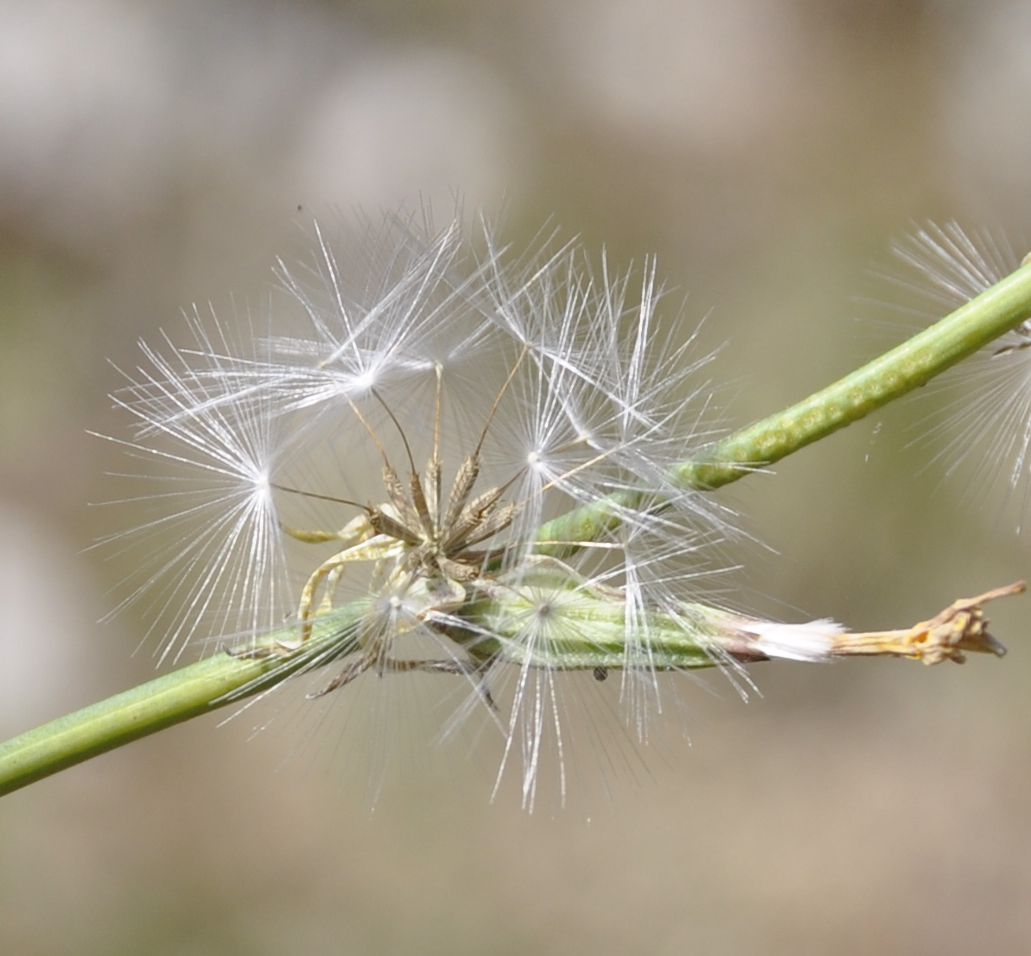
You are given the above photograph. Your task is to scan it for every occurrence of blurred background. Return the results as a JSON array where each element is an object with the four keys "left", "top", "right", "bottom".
[{"left": 2, "top": 1, "right": 1029, "bottom": 953}]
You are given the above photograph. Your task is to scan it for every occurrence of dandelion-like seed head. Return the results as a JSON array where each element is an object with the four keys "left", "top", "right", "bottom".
[{"left": 100, "top": 210, "right": 734, "bottom": 806}]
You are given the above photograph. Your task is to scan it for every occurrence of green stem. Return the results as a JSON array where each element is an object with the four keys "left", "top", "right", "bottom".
[
  {"left": 536, "top": 259, "right": 1031, "bottom": 549},
  {"left": 4, "top": 261, "right": 1031, "bottom": 797},
  {"left": 0, "top": 611, "right": 362, "bottom": 796},
  {"left": 0, "top": 655, "right": 270, "bottom": 794},
  {"left": 676, "top": 258, "right": 1031, "bottom": 489}
]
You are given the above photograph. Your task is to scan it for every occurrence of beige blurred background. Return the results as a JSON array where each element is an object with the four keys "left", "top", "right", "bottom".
[{"left": 2, "top": 1, "right": 1030, "bottom": 953}]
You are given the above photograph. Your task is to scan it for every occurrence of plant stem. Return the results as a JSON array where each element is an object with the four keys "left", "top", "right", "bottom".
[
  {"left": 4, "top": 260, "right": 1031, "bottom": 797},
  {"left": 0, "top": 611, "right": 362, "bottom": 796},
  {"left": 676, "top": 258, "right": 1031, "bottom": 489},
  {"left": 536, "top": 258, "right": 1031, "bottom": 550},
  {"left": 0, "top": 655, "right": 270, "bottom": 794}
]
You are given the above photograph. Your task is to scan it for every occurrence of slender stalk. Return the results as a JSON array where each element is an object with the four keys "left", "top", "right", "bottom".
[
  {"left": 4, "top": 261, "right": 1031, "bottom": 797},
  {"left": 0, "top": 610, "right": 363, "bottom": 796},
  {"left": 535, "top": 258, "right": 1031, "bottom": 549},
  {"left": 676, "top": 257, "right": 1031, "bottom": 489},
  {"left": 0, "top": 655, "right": 271, "bottom": 794}
]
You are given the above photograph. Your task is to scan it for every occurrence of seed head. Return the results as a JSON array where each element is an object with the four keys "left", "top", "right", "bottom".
[{"left": 100, "top": 210, "right": 734, "bottom": 806}]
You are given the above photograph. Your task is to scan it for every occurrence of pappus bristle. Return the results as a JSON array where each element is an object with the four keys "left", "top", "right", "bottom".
[
  {"left": 94, "top": 306, "right": 290, "bottom": 664},
  {"left": 99, "top": 210, "right": 739, "bottom": 807}
]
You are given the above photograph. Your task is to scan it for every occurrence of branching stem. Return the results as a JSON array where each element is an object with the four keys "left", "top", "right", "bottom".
[{"left": 3, "top": 261, "right": 1031, "bottom": 797}]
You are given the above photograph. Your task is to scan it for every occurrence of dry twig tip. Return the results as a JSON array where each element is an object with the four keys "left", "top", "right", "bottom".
[{"left": 831, "top": 581, "right": 1024, "bottom": 664}]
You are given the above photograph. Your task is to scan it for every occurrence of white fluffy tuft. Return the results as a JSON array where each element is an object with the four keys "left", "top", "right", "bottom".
[{"left": 745, "top": 619, "right": 844, "bottom": 663}]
